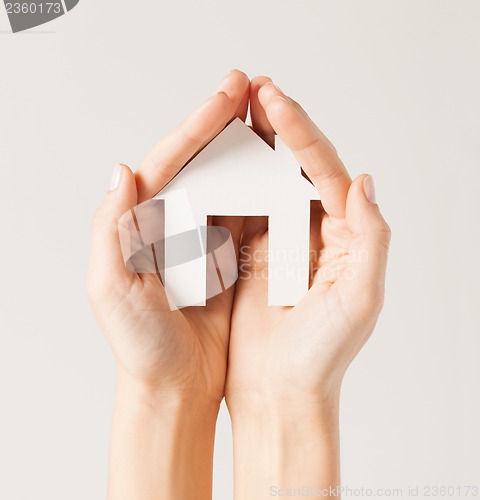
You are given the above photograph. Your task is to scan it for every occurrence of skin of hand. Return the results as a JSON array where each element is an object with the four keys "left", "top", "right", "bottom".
[
  {"left": 87, "top": 70, "right": 250, "bottom": 500},
  {"left": 87, "top": 68, "right": 390, "bottom": 499},
  {"left": 225, "top": 77, "right": 391, "bottom": 497}
]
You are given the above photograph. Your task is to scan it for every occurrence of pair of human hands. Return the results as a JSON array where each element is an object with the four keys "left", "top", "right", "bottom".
[
  {"left": 88, "top": 67, "right": 390, "bottom": 413},
  {"left": 87, "top": 69, "right": 390, "bottom": 498}
]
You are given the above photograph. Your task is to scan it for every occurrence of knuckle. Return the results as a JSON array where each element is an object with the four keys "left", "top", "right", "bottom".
[
  {"left": 92, "top": 205, "right": 107, "bottom": 224},
  {"left": 377, "top": 222, "right": 392, "bottom": 249},
  {"left": 92, "top": 203, "right": 116, "bottom": 228},
  {"left": 366, "top": 217, "right": 391, "bottom": 251},
  {"left": 87, "top": 267, "right": 134, "bottom": 306},
  {"left": 288, "top": 97, "right": 302, "bottom": 111},
  {"left": 179, "top": 123, "right": 205, "bottom": 146}
]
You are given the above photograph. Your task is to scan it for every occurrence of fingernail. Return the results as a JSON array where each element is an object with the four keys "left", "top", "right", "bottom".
[
  {"left": 109, "top": 164, "right": 123, "bottom": 191},
  {"left": 363, "top": 175, "right": 376, "bottom": 204}
]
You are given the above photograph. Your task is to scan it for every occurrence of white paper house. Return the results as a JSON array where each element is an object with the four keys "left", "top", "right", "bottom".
[{"left": 155, "top": 117, "right": 320, "bottom": 307}]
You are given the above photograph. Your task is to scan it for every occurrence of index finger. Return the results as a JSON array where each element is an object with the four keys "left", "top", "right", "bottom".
[
  {"left": 136, "top": 69, "right": 250, "bottom": 202},
  {"left": 258, "top": 82, "right": 351, "bottom": 219}
]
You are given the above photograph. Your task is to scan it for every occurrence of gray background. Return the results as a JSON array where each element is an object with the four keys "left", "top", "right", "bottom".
[{"left": 1, "top": 1, "right": 479, "bottom": 498}]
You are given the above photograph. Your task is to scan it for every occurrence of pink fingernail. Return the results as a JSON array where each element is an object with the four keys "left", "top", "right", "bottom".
[
  {"left": 363, "top": 175, "right": 376, "bottom": 204},
  {"left": 109, "top": 164, "right": 123, "bottom": 191}
]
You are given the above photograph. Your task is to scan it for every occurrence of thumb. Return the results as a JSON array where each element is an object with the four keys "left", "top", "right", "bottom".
[
  {"left": 88, "top": 164, "right": 138, "bottom": 302},
  {"left": 344, "top": 174, "right": 391, "bottom": 314},
  {"left": 346, "top": 174, "right": 390, "bottom": 237}
]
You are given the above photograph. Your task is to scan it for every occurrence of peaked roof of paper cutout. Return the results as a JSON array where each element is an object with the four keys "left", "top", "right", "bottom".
[{"left": 156, "top": 117, "right": 320, "bottom": 216}]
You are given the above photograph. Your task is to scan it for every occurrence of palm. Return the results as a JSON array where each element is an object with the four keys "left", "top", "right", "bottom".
[
  {"left": 227, "top": 211, "right": 373, "bottom": 400},
  {"left": 97, "top": 270, "right": 233, "bottom": 401}
]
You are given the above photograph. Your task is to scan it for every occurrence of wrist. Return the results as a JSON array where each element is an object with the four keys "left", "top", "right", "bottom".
[
  {"left": 108, "top": 368, "right": 220, "bottom": 500},
  {"left": 115, "top": 364, "right": 223, "bottom": 413},
  {"left": 228, "top": 391, "right": 341, "bottom": 499},
  {"left": 226, "top": 382, "right": 342, "bottom": 420},
  {"left": 228, "top": 390, "right": 340, "bottom": 442},
  {"left": 113, "top": 373, "right": 221, "bottom": 431}
]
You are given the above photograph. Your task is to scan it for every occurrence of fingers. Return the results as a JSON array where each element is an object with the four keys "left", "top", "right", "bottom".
[
  {"left": 88, "top": 164, "right": 138, "bottom": 301},
  {"left": 135, "top": 69, "right": 250, "bottom": 203},
  {"left": 236, "top": 76, "right": 277, "bottom": 240},
  {"left": 209, "top": 73, "right": 250, "bottom": 258},
  {"left": 257, "top": 81, "right": 351, "bottom": 219},
  {"left": 345, "top": 174, "right": 391, "bottom": 312},
  {"left": 234, "top": 76, "right": 250, "bottom": 122},
  {"left": 212, "top": 216, "right": 244, "bottom": 256},
  {"left": 250, "top": 76, "right": 276, "bottom": 148}
]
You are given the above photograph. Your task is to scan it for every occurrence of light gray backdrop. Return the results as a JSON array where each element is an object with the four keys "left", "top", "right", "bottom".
[{"left": 1, "top": 1, "right": 479, "bottom": 498}]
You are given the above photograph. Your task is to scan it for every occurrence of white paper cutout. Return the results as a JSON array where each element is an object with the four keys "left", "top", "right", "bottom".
[
  {"left": 155, "top": 118, "right": 320, "bottom": 307},
  {"left": 118, "top": 191, "right": 238, "bottom": 310}
]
